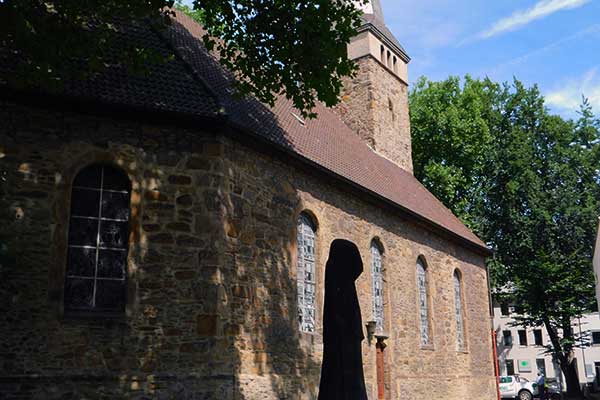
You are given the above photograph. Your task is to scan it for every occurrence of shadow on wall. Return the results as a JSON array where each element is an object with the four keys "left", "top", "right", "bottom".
[
  {"left": 218, "top": 138, "right": 322, "bottom": 399},
  {"left": 0, "top": 69, "right": 320, "bottom": 400},
  {"left": 0, "top": 9, "right": 368, "bottom": 398},
  {"left": 165, "top": 17, "right": 325, "bottom": 398}
]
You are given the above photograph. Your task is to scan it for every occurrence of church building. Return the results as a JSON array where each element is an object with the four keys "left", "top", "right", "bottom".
[{"left": 0, "top": 1, "right": 498, "bottom": 399}]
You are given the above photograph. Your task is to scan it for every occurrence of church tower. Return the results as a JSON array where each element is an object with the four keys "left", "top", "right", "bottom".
[{"left": 336, "top": 0, "right": 413, "bottom": 172}]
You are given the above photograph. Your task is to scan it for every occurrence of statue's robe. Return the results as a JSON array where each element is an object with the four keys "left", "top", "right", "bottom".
[{"left": 318, "top": 239, "right": 368, "bottom": 400}]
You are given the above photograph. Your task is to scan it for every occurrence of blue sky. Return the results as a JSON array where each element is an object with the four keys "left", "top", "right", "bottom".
[{"left": 382, "top": 0, "right": 600, "bottom": 119}]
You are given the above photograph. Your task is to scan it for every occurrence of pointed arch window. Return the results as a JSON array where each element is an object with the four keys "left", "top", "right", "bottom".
[
  {"left": 371, "top": 241, "right": 384, "bottom": 332},
  {"left": 297, "top": 213, "right": 317, "bottom": 333},
  {"left": 64, "top": 164, "right": 131, "bottom": 314},
  {"left": 417, "top": 257, "right": 430, "bottom": 345},
  {"left": 454, "top": 270, "right": 465, "bottom": 350}
]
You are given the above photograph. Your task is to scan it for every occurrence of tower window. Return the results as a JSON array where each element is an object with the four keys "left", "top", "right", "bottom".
[
  {"left": 64, "top": 164, "right": 131, "bottom": 314},
  {"left": 380, "top": 45, "right": 385, "bottom": 63},
  {"left": 386, "top": 50, "right": 391, "bottom": 67},
  {"left": 393, "top": 56, "right": 397, "bottom": 74}
]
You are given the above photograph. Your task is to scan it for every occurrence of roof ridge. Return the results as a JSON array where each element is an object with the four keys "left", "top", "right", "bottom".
[{"left": 150, "top": 14, "right": 225, "bottom": 117}]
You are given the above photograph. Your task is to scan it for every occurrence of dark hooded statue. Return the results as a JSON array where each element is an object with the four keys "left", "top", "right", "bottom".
[{"left": 318, "top": 239, "right": 368, "bottom": 400}]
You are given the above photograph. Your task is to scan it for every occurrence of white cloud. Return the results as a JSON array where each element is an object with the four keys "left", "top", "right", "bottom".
[
  {"left": 465, "top": 0, "right": 591, "bottom": 43},
  {"left": 484, "top": 24, "right": 600, "bottom": 76},
  {"left": 545, "top": 67, "right": 600, "bottom": 114}
]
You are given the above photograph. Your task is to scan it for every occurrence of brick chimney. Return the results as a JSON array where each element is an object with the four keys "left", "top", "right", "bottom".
[{"left": 335, "top": 0, "right": 413, "bottom": 172}]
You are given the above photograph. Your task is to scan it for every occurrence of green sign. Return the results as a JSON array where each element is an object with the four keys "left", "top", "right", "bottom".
[{"left": 518, "top": 359, "right": 532, "bottom": 372}]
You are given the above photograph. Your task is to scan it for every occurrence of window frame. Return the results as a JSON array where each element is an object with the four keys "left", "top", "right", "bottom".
[
  {"left": 536, "top": 358, "right": 546, "bottom": 375},
  {"left": 533, "top": 329, "right": 544, "bottom": 346},
  {"left": 453, "top": 269, "right": 467, "bottom": 352},
  {"left": 518, "top": 329, "right": 528, "bottom": 346},
  {"left": 296, "top": 212, "right": 318, "bottom": 334},
  {"left": 503, "top": 330, "right": 513, "bottom": 347},
  {"left": 416, "top": 256, "right": 432, "bottom": 348},
  {"left": 506, "top": 359, "right": 515, "bottom": 376},
  {"left": 592, "top": 331, "right": 600, "bottom": 345},
  {"left": 63, "top": 164, "right": 132, "bottom": 317},
  {"left": 370, "top": 239, "right": 385, "bottom": 333},
  {"left": 48, "top": 155, "right": 141, "bottom": 322}
]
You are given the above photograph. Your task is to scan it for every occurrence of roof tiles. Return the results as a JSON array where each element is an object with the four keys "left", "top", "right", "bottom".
[
  {"left": 166, "top": 13, "right": 488, "bottom": 252},
  {"left": 1, "top": 12, "right": 489, "bottom": 253}
]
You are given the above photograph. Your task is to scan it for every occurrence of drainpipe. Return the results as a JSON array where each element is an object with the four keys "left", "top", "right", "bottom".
[
  {"left": 492, "top": 330, "right": 502, "bottom": 400},
  {"left": 486, "top": 260, "right": 502, "bottom": 400}
]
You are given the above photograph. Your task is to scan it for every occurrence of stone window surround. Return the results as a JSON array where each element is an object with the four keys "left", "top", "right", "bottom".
[
  {"left": 48, "top": 150, "right": 142, "bottom": 320},
  {"left": 64, "top": 164, "right": 131, "bottom": 313},
  {"left": 295, "top": 209, "right": 320, "bottom": 335},
  {"left": 453, "top": 268, "right": 469, "bottom": 353},
  {"left": 370, "top": 238, "right": 385, "bottom": 333},
  {"left": 416, "top": 255, "right": 435, "bottom": 350}
]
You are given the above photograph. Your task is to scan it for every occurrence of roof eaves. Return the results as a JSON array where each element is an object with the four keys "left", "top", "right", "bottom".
[
  {"left": 0, "top": 86, "right": 226, "bottom": 129},
  {"left": 222, "top": 117, "right": 493, "bottom": 258}
]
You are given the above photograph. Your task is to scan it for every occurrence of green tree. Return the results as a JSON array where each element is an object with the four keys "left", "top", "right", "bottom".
[
  {"left": 411, "top": 77, "right": 600, "bottom": 398},
  {"left": 0, "top": 0, "right": 364, "bottom": 118},
  {"left": 409, "top": 75, "right": 500, "bottom": 231}
]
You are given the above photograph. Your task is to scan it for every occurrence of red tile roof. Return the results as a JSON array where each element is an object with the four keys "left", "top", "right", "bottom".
[
  {"left": 0, "top": 13, "right": 489, "bottom": 254},
  {"left": 166, "top": 13, "right": 489, "bottom": 254}
]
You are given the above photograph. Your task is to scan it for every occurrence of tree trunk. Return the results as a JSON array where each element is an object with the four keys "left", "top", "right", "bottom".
[
  {"left": 543, "top": 317, "right": 583, "bottom": 399},
  {"left": 560, "top": 357, "right": 582, "bottom": 399}
]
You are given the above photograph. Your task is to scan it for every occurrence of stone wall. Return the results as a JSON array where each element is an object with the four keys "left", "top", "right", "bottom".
[
  {"left": 334, "top": 56, "right": 413, "bottom": 173},
  {"left": 0, "top": 101, "right": 496, "bottom": 399}
]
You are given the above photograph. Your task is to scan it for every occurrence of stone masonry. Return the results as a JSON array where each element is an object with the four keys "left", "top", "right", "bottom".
[
  {"left": 335, "top": 57, "right": 413, "bottom": 173},
  {"left": 0, "top": 101, "right": 497, "bottom": 399}
]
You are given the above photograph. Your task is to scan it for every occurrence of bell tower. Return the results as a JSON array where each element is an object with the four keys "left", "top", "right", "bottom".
[{"left": 336, "top": 0, "right": 413, "bottom": 172}]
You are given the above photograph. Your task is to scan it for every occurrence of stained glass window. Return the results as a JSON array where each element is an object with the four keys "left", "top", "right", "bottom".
[
  {"left": 454, "top": 270, "right": 465, "bottom": 350},
  {"left": 64, "top": 164, "right": 131, "bottom": 314},
  {"left": 417, "top": 258, "right": 430, "bottom": 345},
  {"left": 297, "top": 214, "right": 316, "bottom": 333},
  {"left": 371, "top": 242, "right": 384, "bottom": 332}
]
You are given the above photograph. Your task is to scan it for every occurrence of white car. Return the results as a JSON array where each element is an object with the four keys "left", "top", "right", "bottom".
[{"left": 499, "top": 375, "right": 538, "bottom": 400}]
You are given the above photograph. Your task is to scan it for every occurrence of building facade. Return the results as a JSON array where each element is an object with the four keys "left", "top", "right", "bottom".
[
  {"left": 494, "top": 305, "right": 600, "bottom": 390},
  {"left": 0, "top": 1, "right": 498, "bottom": 399}
]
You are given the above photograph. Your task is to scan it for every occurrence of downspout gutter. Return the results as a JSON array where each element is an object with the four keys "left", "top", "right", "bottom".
[{"left": 486, "top": 258, "right": 501, "bottom": 400}]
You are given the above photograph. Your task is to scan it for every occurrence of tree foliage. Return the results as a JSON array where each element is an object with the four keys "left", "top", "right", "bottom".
[
  {"left": 0, "top": 0, "right": 365, "bottom": 118},
  {"left": 411, "top": 76, "right": 600, "bottom": 397},
  {"left": 0, "top": 0, "right": 175, "bottom": 87}
]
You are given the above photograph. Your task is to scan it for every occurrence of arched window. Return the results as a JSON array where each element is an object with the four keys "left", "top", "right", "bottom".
[
  {"left": 417, "top": 257, "right": 430, "bottom": 345},
  {"left": 297, "top": 213, "right": 317, "bottom": 333},
  {"left": 453, "top": 270, "right": 465, "bottom": 350},
  {"left": 371, "top": 240, "right": 384, "bottom": 332},
  {"left": 64, "top": 164, "right": 131, "bottom": 314}
]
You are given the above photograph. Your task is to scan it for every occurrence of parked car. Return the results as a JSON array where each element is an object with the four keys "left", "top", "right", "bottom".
[{"left": 499, "top": 375, "right": 538, "bottom": 400}]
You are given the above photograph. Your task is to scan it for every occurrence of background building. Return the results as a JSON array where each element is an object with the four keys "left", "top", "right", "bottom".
[
  {"left": 593, "top": 219, "right": 600, "bottom": 310},
  {"left": 494, "top": 304, "right": 600, "bottom": 390}
]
